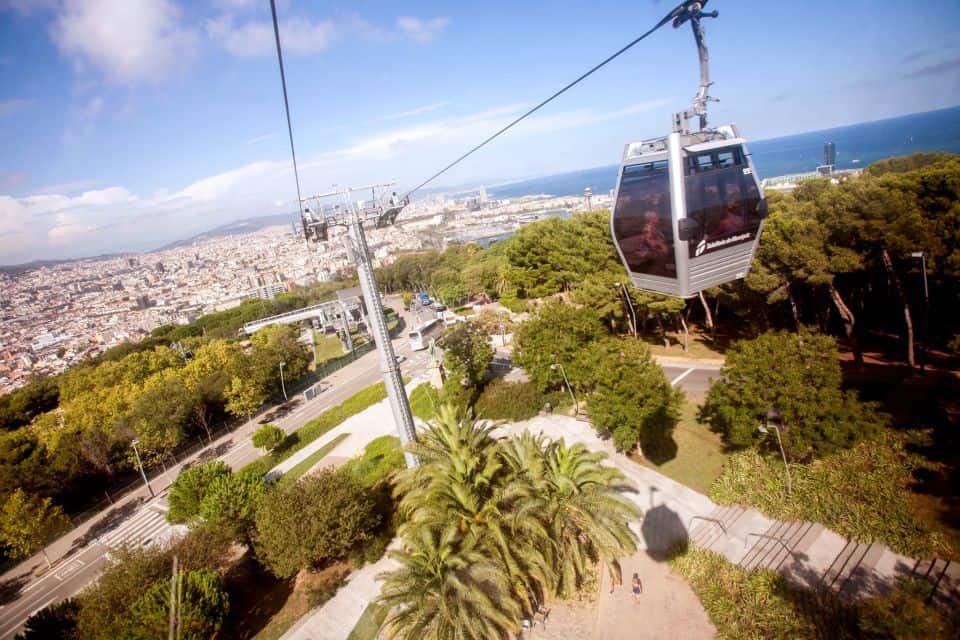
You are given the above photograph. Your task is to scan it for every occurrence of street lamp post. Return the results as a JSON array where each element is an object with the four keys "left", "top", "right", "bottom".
[
  {"left": 131, "top": 439, "right": 155, "bottom": 498},
  {"left": 615, "top": 282, "right": 638, "bottom": 337},
  {"left": 910, "top": 251, "right": 929, "bottom": 374},
  {"left": 279, "top": 361, "right": 288, "bottom": 402},
  {"left": 551, "top": 362, "right": 579, "bottom": 416},
  {"left": 758, "top": 409, "right": 791, "bottom": 497}
]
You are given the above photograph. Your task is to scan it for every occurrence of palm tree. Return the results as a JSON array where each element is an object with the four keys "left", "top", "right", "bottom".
[
  {"left": 379, "top": 525, "right": 520, "bottom": 640},
  {"left": 541, "top": 440, "right": 641, "bottom": 596},
  {"left": 383, "top": 404, "right": 641, "bottom": 636}
]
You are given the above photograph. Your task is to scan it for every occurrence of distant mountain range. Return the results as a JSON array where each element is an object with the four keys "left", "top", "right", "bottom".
[{"left": 154, "top": 213, "right": 298, "bottom": 251}]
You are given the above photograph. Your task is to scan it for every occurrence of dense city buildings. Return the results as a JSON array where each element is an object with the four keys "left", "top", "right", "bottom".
[{"left": 0, "top": 190, "right": 607, "bottom": 394}]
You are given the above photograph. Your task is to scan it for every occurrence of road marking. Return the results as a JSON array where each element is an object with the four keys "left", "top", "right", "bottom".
[
  {"left": 670, "top": 367, "right": 695, "bottom": 387},
  {"left": 54, "top": 558, "right": 85, "bottom": 581}
]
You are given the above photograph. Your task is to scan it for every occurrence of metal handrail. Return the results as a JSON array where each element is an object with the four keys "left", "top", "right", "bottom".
[{"left": 688, "top": 515, "right": 727, "bottom": 534}]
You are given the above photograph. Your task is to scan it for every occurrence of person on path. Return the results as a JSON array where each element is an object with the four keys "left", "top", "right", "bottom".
[{"left": 632, "top": 573, "right": 643, "bottom": 602}]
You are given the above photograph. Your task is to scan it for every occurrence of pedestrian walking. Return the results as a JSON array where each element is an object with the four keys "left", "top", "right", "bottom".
[{"left": 632, "top": 573, "right": 643, "bottom": 601}]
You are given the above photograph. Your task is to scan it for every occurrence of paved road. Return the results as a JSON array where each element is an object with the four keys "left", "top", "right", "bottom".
[{"left": 0, "top": 301, "right": 719, "bottom": 637}]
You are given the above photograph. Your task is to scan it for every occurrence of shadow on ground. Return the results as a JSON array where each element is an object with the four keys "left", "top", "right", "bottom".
[{"left": 72, "top": 497, "right": 144, "bottom": 549}]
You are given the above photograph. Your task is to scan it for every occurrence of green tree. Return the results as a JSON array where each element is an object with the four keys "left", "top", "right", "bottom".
[
  {"left": 166, "top": 461, "right": 231, "bottom": 524},
  {"left": 585, "top": 338, "right": 683, "bottom": 457},
  {"left": 437, "top": 321, "right": 494, "bottom": 388},
  {"left": 700, "top": 330, "right": 884, "bottom": 460},
  {"left": 76, "top": 546, "right": 170, "bottom": 640},
  {"left": 126, "top": 369, "right": 196, "bottom": 458},
  {"left": 0, "top": 489, "right": 69, "bottom": 566},
  {"left": 252, "top": 423, "right": 285, "bottom": 453},
  {"left": 15, "top": 598, "right": 79, "bottom": 640},
  {"left": 385, "top": 405, "right": 640, "bottom": 636},
  {"left": 130, "top": 569, "right": 229, "bottom": 640},
  {"left": 198, "top": 472, "right": 265, "bottom": 541},
  {"left": 514, "top": 302, "right": 606, "bottom": 392},
  {"left": 254, "top": 469, "right": 379, "bottom": 577}
]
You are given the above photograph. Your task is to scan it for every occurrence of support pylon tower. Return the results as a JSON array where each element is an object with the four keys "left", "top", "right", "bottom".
[{"left": 301, "top": 183, "right": 418, "bottom": 468}]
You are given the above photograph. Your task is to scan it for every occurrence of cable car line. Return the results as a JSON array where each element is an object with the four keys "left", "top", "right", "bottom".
[
  {"left": 269, "top": 0, "right": 304, "bottom": 216},
  {"left": 402, "top": 0, "right": 714, "bottom": 199}
]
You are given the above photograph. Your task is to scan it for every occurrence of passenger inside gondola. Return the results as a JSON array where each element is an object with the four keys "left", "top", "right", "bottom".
[{"left": 612, "top": 163, "right": 676, "bottom": 278}]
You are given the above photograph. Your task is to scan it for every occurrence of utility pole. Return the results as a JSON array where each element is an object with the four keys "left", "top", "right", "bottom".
[
  {"left": 279, "top": 361, "right": 288, "bottom": 402},
  {"left": 301, "top": 184, "right": 419, "bottom": 468},
  {"left": 131, "top": 439, "right": 154, "bottom": 498}
]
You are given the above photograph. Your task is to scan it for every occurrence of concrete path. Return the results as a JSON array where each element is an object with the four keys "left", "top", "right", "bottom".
[
  {"left": 496, "top": 416, "right": 960, "bottom": 607},
  {"left": 281, "top": 542, "right": 400, "bottom": 640}
]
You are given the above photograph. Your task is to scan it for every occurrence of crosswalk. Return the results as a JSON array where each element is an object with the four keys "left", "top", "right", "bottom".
[{"left": 97, "top": 506, "right": 182, "bottom": 551}]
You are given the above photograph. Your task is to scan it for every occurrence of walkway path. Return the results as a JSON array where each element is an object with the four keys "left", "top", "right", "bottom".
[
  {"left": 280, "top": 411, "right": 958, "bottom": 640},
  {"left": 496, "top": 416, "right": 960, "bottom": 607},
  {"left": 282, "top": 542, "right": 400, "bottom": 640}
]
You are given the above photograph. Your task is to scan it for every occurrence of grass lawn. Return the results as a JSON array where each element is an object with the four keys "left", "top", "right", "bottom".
[
  {"left": 346, "top": 601, "right": 390, "bottom": 640},
  {"left": 645, "top": 330, "right": 726, "bottom": 360},
  {"left": 240, "top": 382, "right": 388, "bottom": 477},
  {"left": 314, "top": 333, "right": 345, "bottom": 363},
  {"left": 276, "top": 433, "right": 350, "bottom": 486},
  {"left": 634, "top": 402, "right": 729, "bottom": 495}
]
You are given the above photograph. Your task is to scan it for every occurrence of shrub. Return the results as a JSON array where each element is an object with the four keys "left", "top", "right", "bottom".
[
  {"left": 670, "top": 547, "right": 958, "bottom": 639},
  {"left": 166, "top": 461, "right": 231, "bottom": 524},
  {"left": 709, "top": 431, "right": 949, "bottom": 558},
  {"left": 473, "top": 379, "right": 544, "bottom": 421},
  {"left": 700, "top": 329, "right": 885, "bottom": 460},
  {"left": 254, "top": 469, "right": 379, "bottom": 578},
  {"left": 252, "top": 423, "right": 285, "bottom": 453}
]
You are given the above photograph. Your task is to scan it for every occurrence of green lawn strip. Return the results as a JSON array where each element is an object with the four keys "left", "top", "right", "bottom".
[
  {"left": 277, "top": 433, "right": 350, "bottom": 486},
  {"left": 240, "top": 382, "right": 388, "bottom": 476},
  {"left": 709, "top": 431, "right": 949, "bottom": 558},
  {"left": 634, "top": 401, "right": 729, "bottom": 495},
  {"left": 346, "top": 601, "right": 390, "bottom": 640},
  {"left": 341, "top": 435, "right": 404, "bottom": 488}
]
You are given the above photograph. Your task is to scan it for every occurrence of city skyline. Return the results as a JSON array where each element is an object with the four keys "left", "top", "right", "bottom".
[{"left": 1, "top": 0, "right": 959, "bottom": 264}]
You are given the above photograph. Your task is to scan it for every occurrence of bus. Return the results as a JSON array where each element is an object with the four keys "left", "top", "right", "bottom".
[{"left": 408, "top": 318, "right": 441, "bottom": 351}]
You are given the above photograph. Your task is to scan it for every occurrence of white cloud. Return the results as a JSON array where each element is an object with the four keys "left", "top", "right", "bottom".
[
  {"left": 0, "top": 99, "right": 669, "bottom": 263},
  {"left": 206, "top": 13, "right": 335, "bottom": 57},
  {"left": 50, "top": 0, "right": 198, "bottom": 83},
  {"left": 396, "top": 16, "right": 449, "bottom": 44},
  {"left": 0, "top": 98, "right": 31, "bottom": 117},
  {"left": 244, "top": 131, "right": 281, "bottom": 145},
  {"left": 380, "top": 102, "right": 449, "bottom": 121}
]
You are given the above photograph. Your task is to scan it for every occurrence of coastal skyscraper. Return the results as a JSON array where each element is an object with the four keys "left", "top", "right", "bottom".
[{"left": 824, "top": 141, "right": 837, "bottom": 167}]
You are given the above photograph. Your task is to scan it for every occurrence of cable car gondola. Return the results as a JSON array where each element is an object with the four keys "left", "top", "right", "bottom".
[{"left": 611, "top": 1, "right": 768, "bottom": 298}]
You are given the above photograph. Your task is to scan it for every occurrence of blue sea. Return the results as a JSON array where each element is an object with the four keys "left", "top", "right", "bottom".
[{"left": 485, "top": 106, "right": 960, "bottom": 199}]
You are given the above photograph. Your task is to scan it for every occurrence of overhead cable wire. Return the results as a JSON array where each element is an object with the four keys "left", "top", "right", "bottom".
[
  {"left": 403, "top": 1, "right": 700, "bottom": 198},
  {"left": 269, "top": 0, "right": 304, "bottom": 214}
]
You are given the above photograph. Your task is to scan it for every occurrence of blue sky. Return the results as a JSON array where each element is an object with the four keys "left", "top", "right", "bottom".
[{"left": 0, "top": 0, "right": 958, "bottom": 264}]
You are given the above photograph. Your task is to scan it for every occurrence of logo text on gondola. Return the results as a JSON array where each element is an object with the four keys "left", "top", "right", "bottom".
[{"left": 694, "top": 232, "right": 752, "bottom": 257}]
